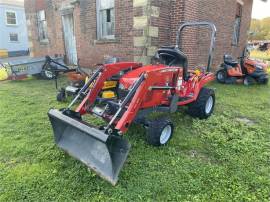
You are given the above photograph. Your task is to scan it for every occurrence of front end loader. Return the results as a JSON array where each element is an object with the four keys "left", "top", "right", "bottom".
[{"left": 48, "top": 22, "right": 217, "bottom": 185}]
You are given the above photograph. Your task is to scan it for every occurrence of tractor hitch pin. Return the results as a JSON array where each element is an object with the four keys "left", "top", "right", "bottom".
[{"left": 67, "top": 68, "right": 103, "bottom": 109}]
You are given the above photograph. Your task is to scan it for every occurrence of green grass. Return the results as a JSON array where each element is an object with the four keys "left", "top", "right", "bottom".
[{"left": 0, "top": 77, "right": 270, "bottom": 201}]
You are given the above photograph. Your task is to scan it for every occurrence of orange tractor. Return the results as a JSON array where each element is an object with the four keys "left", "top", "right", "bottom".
[{"left": 216, "top": 49, "right": 268, "bottom": 85}]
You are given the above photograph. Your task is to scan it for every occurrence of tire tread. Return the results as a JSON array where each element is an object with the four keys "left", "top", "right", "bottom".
[
  {"left": 146, "top": 117, "right": 173, "bottom": 146},
  {"left": 187, "top": 88, "right": 215, "bottom": 119}
]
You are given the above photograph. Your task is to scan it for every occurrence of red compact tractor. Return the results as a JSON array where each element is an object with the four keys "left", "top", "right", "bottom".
[{"left": 48, "top": 22, "right": 217, "bottom": 185}]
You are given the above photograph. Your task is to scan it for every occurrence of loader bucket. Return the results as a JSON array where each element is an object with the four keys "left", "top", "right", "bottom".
[{"left": 48, "top": 109, "right": 130, "bottom": 185}]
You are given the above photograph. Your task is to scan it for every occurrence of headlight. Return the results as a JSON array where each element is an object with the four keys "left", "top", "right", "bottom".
[{"left": 255, "top": 65, "right": 263, "bottom": 70}]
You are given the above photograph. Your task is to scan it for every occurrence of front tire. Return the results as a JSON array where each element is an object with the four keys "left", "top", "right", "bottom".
[
  {"left": 187, "top": 88, "right": 215, "bottom": 119},
  {"left": 216, "top": 69, "right": 227, "bottom": 83},
  {"left": 146, "top": 118, "right": 174, "bottom": 146},
  {"left": 57, "top": 88, "right": 66, "bottom": 102},
  {"left": 243, "top": 76, "right": 255, "bottom": 86}
]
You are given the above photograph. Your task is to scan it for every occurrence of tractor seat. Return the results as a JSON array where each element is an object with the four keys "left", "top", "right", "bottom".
[
  {"left": 156, "top": 46, "right": 188, "bottom": 68},
  {"left": 224, "top": 54, "right": 238, "bottom": 67}
]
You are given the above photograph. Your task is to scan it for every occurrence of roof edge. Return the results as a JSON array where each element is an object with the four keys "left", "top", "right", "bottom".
[{"left": 0, "top": 0, "right": 24, "bottom": 7}]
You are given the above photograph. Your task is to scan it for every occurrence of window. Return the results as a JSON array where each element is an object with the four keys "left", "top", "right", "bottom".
[
  {"left": 37, "top": 10, "right": 48, "bottom": 42},
  {"left": 232, "top": 3, "right": 242, "bottom": 46},
  {"left": 9, "top": 33, "right": 18, "bottom": 42},
  {"left": 6, "top": 11, "right": 17, "bottom": 25},
  {"left": 97, "top": 0, "right": 115, "bottom": 39}
]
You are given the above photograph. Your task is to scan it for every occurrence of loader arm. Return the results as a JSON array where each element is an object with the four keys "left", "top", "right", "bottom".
[
  {"left": 115, "top": 68, "right": 180, "bottom": 133},
  {"left": 76, "top": 62, "right": 142, "bottom": 114}
]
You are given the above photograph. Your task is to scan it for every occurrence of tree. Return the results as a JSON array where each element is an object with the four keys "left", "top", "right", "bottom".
[{"left": 249, "top": 17, "right": 270, "bottom": 41}]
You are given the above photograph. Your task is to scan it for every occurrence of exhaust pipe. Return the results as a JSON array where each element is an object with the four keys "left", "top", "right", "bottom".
[{"left": 48, "top": 109, "right": 130, "bottom": 185}]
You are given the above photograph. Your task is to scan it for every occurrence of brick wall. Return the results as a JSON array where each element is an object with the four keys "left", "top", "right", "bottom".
[
  {"left": 25, "top": 0, "right": 253, "bottom": 70},
  {"left": 196, "top": 0, "right": 253, "bottom": 69},
  {"left": 168, "top": 0, "right": 253, "bottom": 69},
  {"left": 77, "top": 0, "right": 134, "bottom": 67},
  {"left": 25, "top": 0, "right": 66, "bottom": 58},
  {"left": 151, "top": 0, "right": 172, "bottom": 47},
  {"left": 25, "top": 0, "right": 134, "bottom": 67}
]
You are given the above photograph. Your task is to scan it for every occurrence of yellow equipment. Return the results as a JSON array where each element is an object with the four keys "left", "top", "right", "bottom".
[
  {"left": 102, "top": 90, "right": 116, "bottom": 99},
  {"left": 103, "top": 81, "right": 117, "bottom": 89},
  {"left": 0, "top": 49, "right": 8, "bottom": 58},
  {"left": 85, "top": 76, "right": 117, "bottom": 90},
  {"left": 86, "top": 76, "right": 117, "bottom": 98},
  {"left": 0, "top": 67, "right": 8, "bottom": 81}
]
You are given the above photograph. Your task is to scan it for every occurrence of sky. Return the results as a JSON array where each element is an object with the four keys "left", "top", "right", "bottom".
[{"left": 252, "top": 0, "right": 270, "bottom": 19}]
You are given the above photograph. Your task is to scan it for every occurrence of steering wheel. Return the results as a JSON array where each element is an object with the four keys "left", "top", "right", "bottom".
[{"left": 159, "top": 53, "right": 177, "bottom": 66}]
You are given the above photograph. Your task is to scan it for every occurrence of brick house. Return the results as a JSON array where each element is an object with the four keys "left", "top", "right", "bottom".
[{"left": 24, "top": 0, "right": 254, "bottom": 69}]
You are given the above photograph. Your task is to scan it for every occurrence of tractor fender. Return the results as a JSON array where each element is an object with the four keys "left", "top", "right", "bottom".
[
  {"left": 199, "top": 73, "right": 215, "bottom": 88},
  {"left": 193, "top": 73, "right": 215, "bottom": 100}
]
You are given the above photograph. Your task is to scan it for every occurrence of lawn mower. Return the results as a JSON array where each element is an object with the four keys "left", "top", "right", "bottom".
[
  {"left": 40, "top": 56, "right": 88, "bottom": 99},
  {"left": 48, "top": 21, "right": 217, "bottom": 185},
  {"left": 216, "top": 48, "right": 269, "bottom": 85}
]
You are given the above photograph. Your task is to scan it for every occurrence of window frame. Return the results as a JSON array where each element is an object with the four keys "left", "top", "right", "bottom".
[
  {"left": 232, "top": 3, "right": 242, "bottom": 46},
  {"left": 96, "top": 0, "right": 115, "bottom": 40},
  {"left": 9, "top": 33, "right": 19, "bottom": 42},
  {"left": 5, "top": 10, "right": 17, "bottom": 26},
  {"left": 37, "top": 10, "right": 49, "bottom": 43}
]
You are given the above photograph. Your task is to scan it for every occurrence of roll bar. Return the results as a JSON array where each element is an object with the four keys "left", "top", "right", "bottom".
[{"left": 175, "top": 22, "right": 217, "bottom": 72}]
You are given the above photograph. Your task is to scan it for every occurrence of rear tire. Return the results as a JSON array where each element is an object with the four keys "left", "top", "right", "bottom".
[
  {"left": 257, "top": 76, "right": 268, "bottom": 85},
  {"left": 187, "top": 88, "right": 215, "bottom": 119},
  {"left": 57, "top": 88, "right": 66, "bottom": 102},
  {"left": 146, "top": 118, "right": 174, "bottom": 146},
  {"left": 216, "top": 69, "right": 227, "bottom": 83}
]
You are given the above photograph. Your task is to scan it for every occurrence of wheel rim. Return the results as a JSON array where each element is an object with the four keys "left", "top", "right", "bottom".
[
  {"left": 217, "top": 71, "right": 224, "bottom": 81},
  {"left": 44, "top": 70, "right": 53, "bottom": 78},
  {"left": 243, "top": 78, "right": 249, "bottom": 85},
  {"left": 160, "top": 125, "right": 172, "bottom": 145},
  {"left": 205, "top": 96, "right": 214, "bottom": 114}
]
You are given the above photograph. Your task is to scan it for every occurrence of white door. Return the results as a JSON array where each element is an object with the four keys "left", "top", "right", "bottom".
[{"left": 62, "top": 14, "right": 77, "bottom": 65}]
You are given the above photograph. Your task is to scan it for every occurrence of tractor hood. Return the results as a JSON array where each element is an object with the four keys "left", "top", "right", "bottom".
[
  {"left": 246, "top": 58, "right": 268, "bottom": 69},
  {"left": 119, "top": 65, "right": 163, "bottom": 89}
]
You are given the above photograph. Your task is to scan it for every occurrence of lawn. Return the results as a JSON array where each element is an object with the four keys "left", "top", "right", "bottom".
[{"left": 0, "top": 77, "right": 269, "bottom": 201}]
